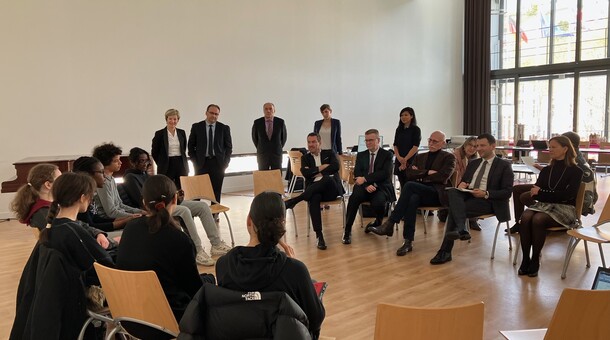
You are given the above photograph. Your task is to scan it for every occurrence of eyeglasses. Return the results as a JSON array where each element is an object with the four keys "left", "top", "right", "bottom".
[
  {"left": 365, "top": 139, "right": 376, "bottom": 142},
  {"left": 428, "top": 138, "right": 442, "bottom": 144}
]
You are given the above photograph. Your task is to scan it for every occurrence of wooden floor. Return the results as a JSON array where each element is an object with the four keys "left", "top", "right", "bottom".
[{"left": 1, "top": 175, "right": 608, "bottom": 339}]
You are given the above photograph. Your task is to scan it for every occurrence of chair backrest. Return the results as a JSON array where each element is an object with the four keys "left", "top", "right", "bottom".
[
  {"left": 180, "top": 174, "right": 216, "bottom": 202},
  {"left": 544, "top": 288, "right": 610, "bottom": 340},
  {"left": 288, "top": 151, "right": 304, "bottom": 177},
  {"left": 338, "top": 154, "right": 356, "bottom": 184},
  {"left": 575, "top": 182, "right": 587, "bottom": 218},
  {"left": 253, "top": 169, "right": 285, "bottom": 196},
  {"left": 374, "top": 302, "right": 484, "bottom": 340},
  {"left": 93, "top": 262, "right": 179, "bottom": 334},
  {"left": 597, "top": 193, "right": 610, "bottom": 223}
]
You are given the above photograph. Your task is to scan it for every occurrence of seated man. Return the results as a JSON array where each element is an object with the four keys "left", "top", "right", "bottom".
[
  {"left": 122, "top": 147, "right": 232, "bottom": 263},
  {"left": 342, "top": 129, "right": 396, "bottom": 245},
  {"left": 284, "top": 133, "right": 345, "bottom": 250},
  {"left": 430, "top": 133, "right": 513, "bottom": 265},
  {"left": 507, "top": 131, "right": 597, "bottom": 234},
  {"left": 370, "top": 131, "right": 456, "bottom": 256}
]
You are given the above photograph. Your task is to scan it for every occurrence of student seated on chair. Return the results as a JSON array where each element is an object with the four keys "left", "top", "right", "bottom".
[
  {"left": 430, "top": 133, "right": 514, "bottom": 265},
  {"left": 284, "top": 132, "right": 345, "bottom": 250},
  {"left": 123, "top": 147, "right": 231, "bottom": 263},
  {"left": 370, "top": 131, "right": 456, "bottom": 257},
  {"left": 11, "top": 172, "right": 114, "bottom": 340},
  {"left": 342, "top": 128, "right": 396, "bottom": 245},
  {"left": 116, "top": 175, "right": 215, "bottom": 321},
  {"left": 517, "top": 136, "right": 583, "bottom": 278},
  {"left": 216, "top": 191, "right": 325, "bottom": 339}
]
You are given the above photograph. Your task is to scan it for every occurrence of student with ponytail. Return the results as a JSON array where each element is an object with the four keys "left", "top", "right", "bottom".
[
  {"left": 215, "top": 191, "right": 325, "bottom": 339},
  {"left": 116, "top": 175, "right": 212, "bottom": 321},
  {"left": 10, "top": 163, "right": 61, "bottom": 229}
]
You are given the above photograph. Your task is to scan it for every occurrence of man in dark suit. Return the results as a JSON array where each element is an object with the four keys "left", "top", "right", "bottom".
[
  {"left": 188, "top": 104, "right": 233, "bottom": 203},
  {"left": 252, "top": 102, "right": 287, "bottom": 170},
  {"left": 342, "top": 129, "right": 396, "bottom": 245},
  {"left": 430, "top": 133, "right": 514, "bottom": 265},
  {"left": 284, "top": 133, "right": 345, "bottom": 250},
  {"left": 371, "top": 131, "right": 456, "bottom": 256}
]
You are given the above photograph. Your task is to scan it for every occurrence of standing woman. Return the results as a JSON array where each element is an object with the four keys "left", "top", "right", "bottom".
[
  {"left": 152, "top": 108, "right": 189, "bottom": 189},
  {"left": 10, "top": 163, "right": 60, "bottom": 230},
  {"left": 313, "top": 104, "right": 342, "bottom": 154},
  {"left": 518, "top": 136, "right": 583, "bottom": 277},
  {"left": 393, "top": 107, "right": 422, "bottom": 188}
]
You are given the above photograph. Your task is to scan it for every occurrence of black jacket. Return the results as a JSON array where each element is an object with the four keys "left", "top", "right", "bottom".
[
  {"left": 301, "top": 150, "right": 345, "bottom": 196},
  {"left": 405, "top": 150, "right": 456, "bottom": 206},
  {"left": 188, "top": 121, "right": 233, "bottom": 172},
  {"left": 313, "top": 118, "right": 343, "bottom": 154},
  {"left": 353, "top": 147, "right": 397, "bottom": 202},
  {"left": 252, "top": 116, "right": 288, "bottom": 157},
  {"left": 152, "top": 127, "right": 189, "bottom": 175},
  {"left": 178, "top": 283, "right": 311, "bottom": 340}
]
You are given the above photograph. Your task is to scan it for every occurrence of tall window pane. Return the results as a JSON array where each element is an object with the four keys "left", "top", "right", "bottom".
[
  {"left": 520, "top": 0, "right": 552, "bottom": 67},
  {"left": 550, "top": 75, "right": 574, "bottom": 134},
  {"left": 578, "top": 73, "right": 607, "bottom": 140},
  {"left": 552, "top": 0, "right": 577, "bottom": 63},
  {"left": 491, "top": 78, "right": 515, "bottom": 141},
  {"left": 581, "top": 0, "right": 610, "bottom": 61},
  {"left": 518, "top": 77, "right": 549, "bottom": 139},
  {"left": 491, "top": 0, "right": 518, "bottom": 70}
]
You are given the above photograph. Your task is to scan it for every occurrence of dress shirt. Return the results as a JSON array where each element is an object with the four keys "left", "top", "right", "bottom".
[
  {"left": 167, "top": 130, "right": 181, "bottom": 157},
  {"left": 319, "top": 125, "right": 332, "bottom": 150},
  {"left": 469, "top": 157, "right": 495, "bottom": 191}
]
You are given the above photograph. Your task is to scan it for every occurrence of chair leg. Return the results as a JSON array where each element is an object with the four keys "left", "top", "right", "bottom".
[
  {"left": 359, "top": 205, "right": 364, "bottom": 228},
  {"left": 306, "top": 205, "right": 311, "bottom": 237},
  {"left": 561, "top": 236, "right": 581, "bottom": 279},
  {"left": 287, "top": 176, "right": 296, "bottom": 195},
  {"left": 422, "top": 210, "right": 430, "bottom": 234},
  {"left": 513, "top": 236, "right": 520, "bottom": 266},
  {"left": 584, "top": 240, "right": 591, "bottom": 268},
  {"left": 505, "top": 222, "right": 512, "bottom": 251},
  {"left": 289, "top": 208, "right": 298, "bottom": 238},
  {"left": 491, "top": 221, "right": 501, "bottom": 260},
  {"left": 222, "top": 212, "right": 235, "bottom": 247},
  {"left": 599, "top": 244, "right": 607, "bottom": 268},
  {"left": 342, "top": 200, "right": 346, "bottom": 231}
]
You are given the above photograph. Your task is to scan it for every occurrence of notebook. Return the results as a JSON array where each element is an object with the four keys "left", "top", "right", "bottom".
[
  {"left": 591, "top": 266, "right": 610, "bottom": 290},
  {"left": 313, "top": 281, "right": 328, "bottom": 300}
]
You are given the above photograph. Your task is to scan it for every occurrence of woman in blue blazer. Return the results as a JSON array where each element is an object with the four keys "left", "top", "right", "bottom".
[
  {"left": 151, "top": 109, "right": 189, "bottom": 189},
  {"left": 313, "top": 104, "right": 343, "bottom": 154}
]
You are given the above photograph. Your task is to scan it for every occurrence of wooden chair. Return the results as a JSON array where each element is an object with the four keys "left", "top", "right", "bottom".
[
  {"left": 512, "top": 183, "right": 586, "bottom": 274},
  {"left": 338, "top": 154, "right": 356, "bottom": 195},
  {"left": 374, "top": 302, "right": 484, "bottom": 340},
  {"left": 287, "top": 150, "right": 306, "bottom": 195},
  {"left": 93, "top": 262, "right": 179, "bottom": 340},
  {"left": 180, "top": 174, "right": 235, "bottom": 246},
  {"left": 500, "top": 288, "right": 610, "bottom": 340},
  {"left": 561, "top": 193, "right": 610, "bottom": 278},
  {"left": 252, "top": 169, "right": 298, "bottom": 236}
]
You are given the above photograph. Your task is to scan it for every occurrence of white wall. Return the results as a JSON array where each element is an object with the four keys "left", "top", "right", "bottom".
[{"left": 0, "top": 0, "right": 464, "bottom": 217}]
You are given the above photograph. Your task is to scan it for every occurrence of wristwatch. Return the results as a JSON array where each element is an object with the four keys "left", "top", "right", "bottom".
[{"left": 484, "top": 191, "right": 490, "bottom": 199}]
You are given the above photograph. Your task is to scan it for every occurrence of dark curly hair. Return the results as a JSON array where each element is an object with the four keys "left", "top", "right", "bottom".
[
  {"left": 92, "top": 143, "right": 122, "bottom": 166},
  {"left": 128, "top": 147, "right": 150, "bottom": 165}
]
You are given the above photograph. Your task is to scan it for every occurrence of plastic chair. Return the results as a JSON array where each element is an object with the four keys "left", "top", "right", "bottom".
[
  {"left": 180, "top": 174, "right": 235, "bottom": 247},
  {"left": 561, "top": 193, "right": 610, "bottom": 278},
  {"left": 374, "top": 302, "right": 484, "bottom": 340},
  {"left": 500, "top": 288, "right": 610, "bottom": 340},
  {"left": 93, "top": 263, "right": 179, "bottom": 340}
]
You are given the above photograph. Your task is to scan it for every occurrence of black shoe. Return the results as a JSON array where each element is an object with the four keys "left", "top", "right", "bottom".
[
  {"left": 437, "top": 209, "right": 448, "bottom": 222},
  {"left": 342, "top": 233, "right": 351, "bottom": 245},
  {"left": 518, "top": 260, "right": 530, "bottom": 276},
  {"left": 505, "top": 223, "right": 520, "bottom": 234},
  {"left": 371, "top": 220, "right": 395, "bottom": 237},
  {"left": 528, "top": 262, "right": 540, "bottom": 277},
  {"left": 446, "top": 230, "right": 470, "bottom": 241},
  {"left": 396, "top": 240, "right": 413, "bottom": 256},
  {"left": 364, "top": 221, "right": 379, "bottom": 234},
  {"left": 317, "top": 234, "right": 327, "bottom": 250},
  {"left": 284, "top": 199, "right": 297, "bottom": 210},
  {"left": 430, "top": 251, "right": 452, "bottom": 265},
  {"left": 459, "top": 230, "right": 471, "bottom": 241},
  {"left": 469, "top": 219, "right": 482, "bottom": 231}
]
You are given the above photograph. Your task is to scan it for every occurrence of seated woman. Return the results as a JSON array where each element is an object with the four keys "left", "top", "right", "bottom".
[
  {"left": 72, "top": 156, "right": 137, "bottom": 232},
  {"left": 518, "top": 136, "right": 583, "bottom": 278},
  {"left": 11, "top": 163, "right": 61, "bottom": 230},
  {"left": 116, "top": 175, "right": 214, "bottom": 321},
  {"left": 11, "top": 172, "right": 114, "bottom": 339},
  {"left": 455, "top": 136, "right": 480, "bottom": 229},
  {"left": 215, "top": 191, "right": 325, "bottom": 339}
]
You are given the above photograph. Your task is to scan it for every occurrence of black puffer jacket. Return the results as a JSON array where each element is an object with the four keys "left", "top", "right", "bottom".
[{"left": 178, "top": 283, "right": 311, "bottom": 340}]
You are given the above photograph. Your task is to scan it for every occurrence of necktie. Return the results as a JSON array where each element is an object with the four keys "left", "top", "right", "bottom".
[
  {"left": 368, "top": 153, "right": 375, "bottom": 174},
  {"left": 266, "top": 120, "right": 273, "bottom": 140},
  {"left": 208, "top": 125, "right": 214, "bottom": 157},
  {"left": 472, "top": 160, "right": 487, "bottom": 189}
]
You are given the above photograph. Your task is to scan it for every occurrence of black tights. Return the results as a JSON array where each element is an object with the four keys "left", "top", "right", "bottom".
[{"left": 519, "top": 210, "right": 561, "bottom": 268}]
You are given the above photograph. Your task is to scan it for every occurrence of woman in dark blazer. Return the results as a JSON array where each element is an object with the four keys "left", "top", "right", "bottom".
[
  {"left": 313, "top": 104, "right": 342, "bottom": 154},
  {"left": 151, "top": 108, "right": 189, "bottom": 189}
]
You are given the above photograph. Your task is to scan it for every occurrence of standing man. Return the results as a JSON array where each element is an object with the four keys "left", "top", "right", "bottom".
[
  {"left": 284, "top": 133, "right": 345, "bottom": 250},
  {"left": 252, "top": 102, "right": 287, "bottom": 170},
  {"left": 430, "top": 133, "right": 513, "bottom": 265},
  {"left": 342, "top": 129, "right": 396, "bottom": 245},
  {"left": 188, "top": 104, "right": 233, "bottom": 203},
  {"left": 370, "top": 131, "right": 456, "bottom": 256}
]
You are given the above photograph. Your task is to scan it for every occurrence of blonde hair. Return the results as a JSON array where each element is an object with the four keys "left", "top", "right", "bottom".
[{"left": 165, "top": 108, "right": 180, "bottom": 121}]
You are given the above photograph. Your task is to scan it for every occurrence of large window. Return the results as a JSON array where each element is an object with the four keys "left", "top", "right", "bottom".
[{"left": 491, "top": 0, "right": 610, "bottom": 143}]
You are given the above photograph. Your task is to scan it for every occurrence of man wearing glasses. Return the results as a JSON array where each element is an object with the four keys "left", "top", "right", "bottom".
[
  {"left": 370, "top": 131, "right": 456, "bottom": 256},
  {"left": 342, "top": 129, "right": 396, "bottom": 245}
]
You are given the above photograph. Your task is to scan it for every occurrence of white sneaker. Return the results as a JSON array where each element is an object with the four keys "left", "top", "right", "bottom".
[
  {"left": 196, "top": 250, "right": 215, "bottom": 266},
  {"left": 211, "top": 241, "right": 232, "bottom": 256}
]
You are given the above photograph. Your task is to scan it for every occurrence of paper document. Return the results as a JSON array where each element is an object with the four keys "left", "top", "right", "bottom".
[
  {"left": 445, "top": 187, "right": 473, "bottom": 193},
  {"left": 520, "top": 156, "right": 541, "bottom": 174}
]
